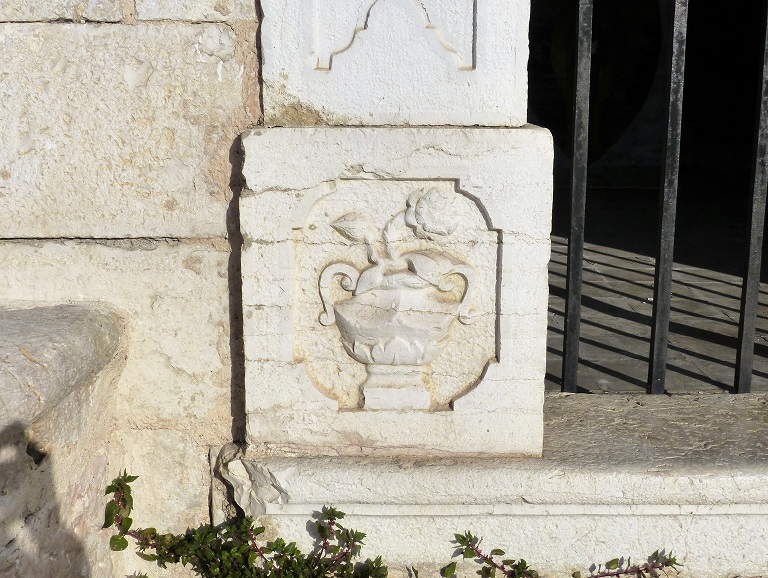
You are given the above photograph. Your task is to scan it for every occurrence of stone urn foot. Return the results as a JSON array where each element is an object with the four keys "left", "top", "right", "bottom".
[{"left": 361, "top": 364, "right": 430, "bottom": 410}]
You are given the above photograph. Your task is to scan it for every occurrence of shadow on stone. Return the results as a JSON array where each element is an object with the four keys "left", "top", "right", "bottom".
[
  {"left": 0, "top": 421, "right": 90, "bottom": 578},
  {"left": 228, "top": 135, "right": 247, "bottom": 444}
]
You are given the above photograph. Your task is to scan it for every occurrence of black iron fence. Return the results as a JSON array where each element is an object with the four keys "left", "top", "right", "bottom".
[{"left": 559, "top": 0, "right": 768, "bottom": 393}]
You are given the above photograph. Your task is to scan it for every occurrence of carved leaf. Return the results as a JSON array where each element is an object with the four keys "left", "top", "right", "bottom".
[
  {"left": 382, "top": 212, "right": 404, "bottom": 258},
  {"left": 405, "top": 252, "right": 455, "bottom": 287},
  {"left": 331, "top": 213, "right": 376, "bottom": 243}
]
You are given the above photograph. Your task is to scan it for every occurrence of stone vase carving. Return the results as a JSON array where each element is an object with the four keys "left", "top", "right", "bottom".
[{"left": 318, "top": 188, "right": 475, "bottom": 410}]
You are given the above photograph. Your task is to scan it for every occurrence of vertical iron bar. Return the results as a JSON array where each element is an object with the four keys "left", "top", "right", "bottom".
[
  {"left": 562, "top": 0, "right": 593, "bottom": 392},
  {"left": 735, "top": 3, "right": 768, "bottom": 394},
  {"left": 648, "top": 0, "right": 689, "bottom": 394}
]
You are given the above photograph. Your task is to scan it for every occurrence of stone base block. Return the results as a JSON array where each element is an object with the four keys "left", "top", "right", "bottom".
[
  {"left": 241, "top": 126, "right": 553, "bottom": 456},
  {"left": 0, "top": 240, "right": 231, "bottom": 430},
  {"left": 0, "top": 239, "right": 233, "bottom": 577}
]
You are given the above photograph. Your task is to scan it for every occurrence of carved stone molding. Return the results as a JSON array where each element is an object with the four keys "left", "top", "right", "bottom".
[{"left": 313, "top": 0, "right": 476, "bottom": 71}]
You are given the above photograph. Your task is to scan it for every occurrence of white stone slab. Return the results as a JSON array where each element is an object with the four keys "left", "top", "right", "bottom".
[
  {"left": 241, "top": 126, "right": 552, "bottom": 456},
  {"left": 0, "top": 23, "right": 248, "bottom": 238},
  {"left": 261, "top": 0, "right": 530, "bottom": 126},
  {"left": 221, "top": 394, "right": 768, "bottom": 578}
]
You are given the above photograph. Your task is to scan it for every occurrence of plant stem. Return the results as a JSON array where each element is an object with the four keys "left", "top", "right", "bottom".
[
  {"left": 326, "top": 543, "right": 353, "bottom": 572},
  {"left": 591, "top": 561, "right": 674, "bottom": 578},
  {"left": 467, "top": 541, "right": 514, "bottom": 578},
  {"left": 247, "top": 528, "right": 274, "bottom": 571}
]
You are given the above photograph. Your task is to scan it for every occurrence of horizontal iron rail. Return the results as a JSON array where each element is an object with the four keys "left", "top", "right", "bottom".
[{"left": 562, "top": 0, "right": 594, "bottom": 393}]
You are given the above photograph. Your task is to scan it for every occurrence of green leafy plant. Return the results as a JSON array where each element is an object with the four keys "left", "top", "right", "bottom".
[
  {"left": 573, "top": 551, "right": 679, "bottom": 578},
  {"left": 440, "top": 532, "right": 538, "bottom": 578},
  {"left": 103, "top": 471, "right": 387, "bottom": 578},
  {"left": 104, "top": 472, "right": 681, "bottom": 578}
]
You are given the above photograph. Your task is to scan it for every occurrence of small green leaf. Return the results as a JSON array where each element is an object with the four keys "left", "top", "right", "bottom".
[
  {"left": 125, "top": 475, "right": 139, "bottom": 483},
  {"left": 120, "top": 516, "right": 133, "bottom": 533},
  {"left": 104, "top": 483, "right": 119, "bottom": 495},
  {"left": 103, "top": 500, "right": 118, "bottom": 528},
  {"left": 441, "top": 562, "right": 457, "bottom": 577},
  {"left": 491, "top": 549, "right": 505, "bottom": 556},
  {"left": 605, "top": 559, "right": 620, "bottom": 570},
  {"left": 572, "top": 572, "right": 582, "bottom": 578},
  {"left": 136, "top": 552, "right": 157, "bottom": 562},
  {"left": 110, "top": 535, "right": 129, "bottom": 551},
  {"left": 463, "top": 547, "right": 475, "bottom": 559}
]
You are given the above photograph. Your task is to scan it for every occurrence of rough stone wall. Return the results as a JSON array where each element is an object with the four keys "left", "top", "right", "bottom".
[{"left": 0, "top": 2, "right": 260, "bottom": 576}]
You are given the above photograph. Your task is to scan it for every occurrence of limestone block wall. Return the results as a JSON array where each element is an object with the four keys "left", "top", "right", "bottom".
[{"left": 1, "top": 2, "right": 260, "bottom": 576}]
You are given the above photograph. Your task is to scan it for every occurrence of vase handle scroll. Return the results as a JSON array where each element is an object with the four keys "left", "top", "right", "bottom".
[
  {"left": 318, "top": 263, "right": 360, "bottom": 326},
  {"left": 439, "top": 264, "right": 476, "bottom": 325}
]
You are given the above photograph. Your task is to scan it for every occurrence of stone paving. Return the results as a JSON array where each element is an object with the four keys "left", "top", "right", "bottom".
[{"left": 546, "top": 235, "right": 768, "bottom": 394}]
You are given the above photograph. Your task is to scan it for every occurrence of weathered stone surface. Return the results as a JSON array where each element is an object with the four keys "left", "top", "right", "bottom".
[
  {"left": 223, "top": 394, "right": 768, "bottom": 578},
  {"left": 0, "top": 305, "right": 120, "bottom": 427},
  {"left": 261, "top": 0, "right": 529, "bottom": 126},
  {"left": 0, "top": 240, "right": 231, "bottom": 576},
  {"left": 0, "top": 427, "right": 114, "bottom": 578},
  {"left": 0, "top": 0, "right": 122, "bottom": 22},
  {"left": 135, "top": 0, "right": 256, "bottom": 21},
  {"left": 0, "top": 240, "right": 231, "bottom": 431},
  {"left": 241, "top": 126, "right": 552, "bottom": 456},
  {"left": 0, "top": 322, "right": 123, "bottom": 578},
  {"left": 260, "top": 508, "right": 768, "bottom": 578},
  {"left": 109, "top": 429, "right": 211, "bottom": 578},
  {"left": 0, "top": 23, "right": 247, "bottom": 238}
]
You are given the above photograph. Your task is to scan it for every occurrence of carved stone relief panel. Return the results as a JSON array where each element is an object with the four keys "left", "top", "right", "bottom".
[
  {"left": 294, "top": 179, "right": 497, "bottom": 411},
  {"left": 240, "top": 126, "right": 553, "bottom": 456},
  {"left": 260, "top": 0, "right": 530, "bottom": 126}
]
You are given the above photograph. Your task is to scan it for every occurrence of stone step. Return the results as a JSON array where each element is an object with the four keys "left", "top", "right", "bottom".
[
  {"left": 0, "top": 304, "right": 120, "bottom": 427},
  {"left": 222, "top": 393, "right": 768, "bottom": 578},
  {"left": 0, "top": 304, "right": 121, "bottom": 578}
]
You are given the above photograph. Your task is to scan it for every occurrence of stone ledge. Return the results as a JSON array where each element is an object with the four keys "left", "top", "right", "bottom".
[
  {"left": 223, "top": 394, "right": 768, "bottom": 577},
  {"left": 228, "top": 393, "right": 768, "bottom": 509},
  {"left": 0, "top": 304, "right": 121, "bottom": 426},
  {"left": 0, "top": 304, "right": 122, "bottom": 577}
]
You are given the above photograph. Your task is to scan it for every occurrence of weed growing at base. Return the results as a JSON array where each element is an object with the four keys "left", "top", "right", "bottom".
[{"left": 104, "top": 472, "right": 680, "bottom": 578}]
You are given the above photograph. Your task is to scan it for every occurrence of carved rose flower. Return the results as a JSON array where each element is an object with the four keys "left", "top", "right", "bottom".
[{"left": 405, "top": 188, "right": 464, "bottom": 240}]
